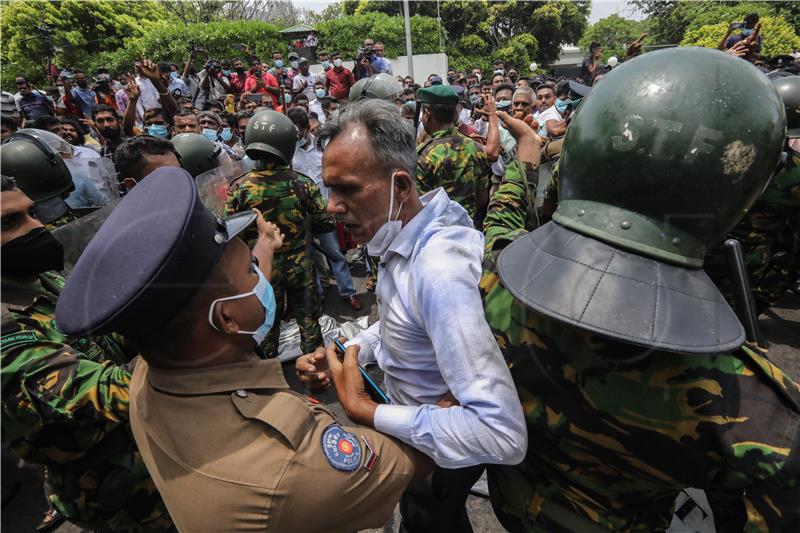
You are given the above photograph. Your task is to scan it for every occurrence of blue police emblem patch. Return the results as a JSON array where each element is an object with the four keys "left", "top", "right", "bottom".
[{"left": 321, "top": 425, "right": 362, "bottom": 472}]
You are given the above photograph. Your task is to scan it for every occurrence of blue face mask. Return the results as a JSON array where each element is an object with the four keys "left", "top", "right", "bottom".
[
  {"left": 403, "top": 99, "right": 416, "bottom": 110},
  {"left": 496, "top": 100, "right": 512, "bottom": 110},
  {"left": 202, "top": 128, "right": 218, "bottom": 142},
  {"left": 315, "top": 88, "right": 326, "bottom": 99},
  {"left": 321, "top": 60, "right": 330, "bottom": 69},
  {"left": 284, "top": 92, "right": 292, "bottom": 104},
  {"left": 290, "top": 61, "right": 299, "bottom": 70},
  {"left": 170, "top": 71, "right": 179, "bottom": 80},
  {"left": 208, "top": 264, "right": 276, "bottom": 345},
  {"left": 741, "top": 28, "right": 753, "bottom": 37},
  {"left": 274, "top": 60, "right": 284, "bottom": 68},
  {"left": 147, "top": 124, "right": 169, "bottom": 138},
  {"left": 555, "top": 99, "right": 571, "bottom": 114},
  {"left": 220, "top": 127, "right": 233, "bottom": 141},
  {"left": 222, "top": 69, "right": 231, "bottom": 77}
]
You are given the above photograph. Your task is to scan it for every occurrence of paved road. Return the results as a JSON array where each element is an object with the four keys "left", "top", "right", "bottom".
[{"left": 3, "top": 265, "right": 798, "bottom": 532}]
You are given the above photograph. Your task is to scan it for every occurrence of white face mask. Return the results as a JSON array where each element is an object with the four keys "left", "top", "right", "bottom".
[
  {"left": 366, "top": 172, "right": 404, "bottom": 261},
  {"left": 333, "top": 59, "right": 343, "bottom": 68}
]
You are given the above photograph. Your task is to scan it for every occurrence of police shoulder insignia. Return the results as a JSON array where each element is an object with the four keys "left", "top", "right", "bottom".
[
  {"left": 0, "top": 330, "right": 39, "bottom": 350},
  {"left": 321, "top": 425, "right": 362, "bottom": 472}
]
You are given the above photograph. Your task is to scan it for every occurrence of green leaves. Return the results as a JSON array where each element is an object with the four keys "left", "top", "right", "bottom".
[
  {"left": 681, "top": 15, "right": 800, "bottom": 58},
  {"left": 579, "top": 14, "right": 646, "bottom": 62}
]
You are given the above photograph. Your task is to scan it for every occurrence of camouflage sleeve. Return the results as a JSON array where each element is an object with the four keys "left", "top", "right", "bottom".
[
  {"left": 471, "top": 141, "right": 492, "bottom": 192},
  {"left": 1, "top": 331, "right": 133, "bottom": 435},
  {"left": 483, "top": 160, "right": 537, "bottom": 265},
  {"left": 415, "top": 146, "right": 436, "bottom": 194}
]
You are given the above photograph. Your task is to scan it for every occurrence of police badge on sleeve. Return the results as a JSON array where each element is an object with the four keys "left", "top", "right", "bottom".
[{"left": 321, "top": 425, "right": 362, "bottom": 472}]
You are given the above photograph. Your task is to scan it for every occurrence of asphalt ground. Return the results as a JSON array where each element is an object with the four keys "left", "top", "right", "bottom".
[{"left": 3, "top": 258, "right": 798, "bottom": 532}]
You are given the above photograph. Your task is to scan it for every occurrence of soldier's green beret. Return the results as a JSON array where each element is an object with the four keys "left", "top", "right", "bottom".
[{"left": 418, "top": 85, "right": 459, "bottom": 105}]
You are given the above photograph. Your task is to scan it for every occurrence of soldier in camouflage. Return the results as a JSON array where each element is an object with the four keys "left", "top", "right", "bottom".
[
  {"left": 482, "top": 49, "right": 800, "bottom": 531},
  {"left": 416, "top": 85, "right": 492, "bottom": 223},
  {"left": 0, "top": 175, "right": 174, "bottom": 531},
  {"left": 226, "top": 110, "right": 333, "bottom": 356},
  {"left": 705, "top": 73, "right": 800, "bottom": 314}
]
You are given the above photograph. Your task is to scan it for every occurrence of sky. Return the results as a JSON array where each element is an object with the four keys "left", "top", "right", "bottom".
[{"left": 295, "top": 0, "right": 644, "bottom": 23}]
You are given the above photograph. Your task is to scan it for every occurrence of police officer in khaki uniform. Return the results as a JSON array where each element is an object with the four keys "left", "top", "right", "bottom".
[{"left": 55, "top": 167, "right": 426, "bottom": 532}]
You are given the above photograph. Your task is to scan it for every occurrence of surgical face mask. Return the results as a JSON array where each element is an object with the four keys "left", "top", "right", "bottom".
[
  {"left": 315, "top": 88, "right": 326, "bottom": 99},
  {"left": 202, "top": 128, "right": 218, "bottom": 142},
  {"left": 220, "top": 127, "right": 233, "bottom": 141},
  {"left": 290, "top": 61, "right": 299, "bottom": 70},
  {"left": 284, "top": 92, "right": 292, "bottom": 104},
  {"left": 222, "top": 69, "right": 231, "bottom": 77},
  {"left": 496, "top": 99, "right": 512, "bottom": 110},
  {"left": 321, "top": 60, "right": 330, "bottom": 69},
  {"left": 170, "top": 71, "right": 179, "bottom": 80},
  {"left": 1, "top": 227, "right": 64, "bottom": 277},
  {"left": 146, "top": 124, "right": 169, "bottom": 138},
  {"left": 555, "top": 98, "right": 571, "bottom": 114},
  {"left": 297, "top": 135, "right": 307, "bottom": 149},
  {"left": 274, "top": 60, "right": 284, "bottom": 68},
  {"left": 469, "top": 94, "right": 482, "bottom": 106},
  {"left": 333, "top": 59, "right": 343, "bottom": 68},
  {"left": 208, "top": 264, "right": 276, "bottom": 345},
  {"left": 366, "top": 172, "right": 404, "bottom": 260},
  {"left": 742, "top": 28, "right": 753, "bottom": 37}
]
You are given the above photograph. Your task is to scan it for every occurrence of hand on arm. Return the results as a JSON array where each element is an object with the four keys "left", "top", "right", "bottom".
[{"left": 251, "top": 210, "right": 284, "bottom": 281}]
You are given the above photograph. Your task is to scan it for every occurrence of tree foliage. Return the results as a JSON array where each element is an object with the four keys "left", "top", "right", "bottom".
[
  {"left": 1, "top": 0, "right": 170, "bottom": 80},
  {"left": 579, "top": 14, "right": 645, "bottom": 61},
  {"left": 314, "top": 12, "right": 440, "bottom": 60},
  {"left": 632, "top": 1, "right": 800, "bottom": 48},
  {"left": 681, "top": 15, "right": 800, "bottom": 58},
  {"left": 336, "top": 0, "right": 589, "bottom": 67}
]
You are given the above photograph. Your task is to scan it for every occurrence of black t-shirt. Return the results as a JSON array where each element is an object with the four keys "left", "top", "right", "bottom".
[{"left": 580, "top": 55, "right": 596, "bottom": 86}]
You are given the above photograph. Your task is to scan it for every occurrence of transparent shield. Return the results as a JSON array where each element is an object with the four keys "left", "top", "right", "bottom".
[
  {"left": 64, "top": 158, "right": 120, "bottom": 206},
  {"left": 195, "top": 157, "right": 255, "bottom": 218}
]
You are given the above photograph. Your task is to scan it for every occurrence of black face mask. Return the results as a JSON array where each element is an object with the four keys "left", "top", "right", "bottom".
[
  {"left": 1, "top": 227, "right": 64, "bottom": 277},
  {"left": 236, "top": 66, "right": 245, "bottom": 74}
]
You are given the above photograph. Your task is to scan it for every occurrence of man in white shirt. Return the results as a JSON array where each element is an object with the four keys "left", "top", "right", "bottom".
[
  {"left": 292, "top": 57, "right": 322, "bottom": 102},
  {"left": 296, "top": 99, "right": 526, "bottom": 531},
  {"left": 287, "top": 107, "right": 362, "bottom": 310}
]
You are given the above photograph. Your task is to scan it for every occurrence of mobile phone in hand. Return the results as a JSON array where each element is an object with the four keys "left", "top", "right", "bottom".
[{"left": 334, "top": 339, "right": 391, "bottom": 404}]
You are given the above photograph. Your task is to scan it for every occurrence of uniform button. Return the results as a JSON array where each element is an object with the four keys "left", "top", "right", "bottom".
[{"left": 235, "top": 389, "right": 248, "bottom": 398}]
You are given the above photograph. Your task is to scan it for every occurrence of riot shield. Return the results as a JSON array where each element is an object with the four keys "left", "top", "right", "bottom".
[
  {"left": 52, "top": 198, "right": 121, "bottom": 274},
  {"left": 196, "top": 157, "right": 255, "bottom": 218},
  {"left": 64, "top": 157, "right": 120, "bottom": 208}
]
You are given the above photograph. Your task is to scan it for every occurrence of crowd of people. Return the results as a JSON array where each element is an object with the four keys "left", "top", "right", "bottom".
[{"left": 2, "top": 12, "right": 800, "bottom": 533}]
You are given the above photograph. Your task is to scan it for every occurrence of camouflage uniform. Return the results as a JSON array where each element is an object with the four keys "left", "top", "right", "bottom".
[
  {"left": 416, "top": 127, "right": 491, "bottom": 221},
  {"left": 227, "top": 166, "right": 334, "bottom": 355},
  {"left": 706, "top": 157, "right": 800, "bottom": 313},
  {"left": 481, "top": 162, "right": 800, "bottom": 531},
  {"left": 44, "top": 209, "right": 80, "bottom": 231},
  {"left": 1, "top": 272, "right": 174, "bottom": 532}
]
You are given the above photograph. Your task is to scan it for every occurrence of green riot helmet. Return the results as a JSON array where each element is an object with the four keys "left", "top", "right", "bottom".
[
  {"left": 172, "top": 133, "right": 223, "bottom": 178},
  {"left": 244, "top": 110, "right": 297, "bottom": 164},
  {"left": 554, "top": 47, "right": 785, "bottom": 268},
  {"left": 0, "top": 128, "right": 75, "bottom": 202},
  {"left": 348, "top": 73, "right": 404, "bottom": 102},
  {"left": 770, "top": 74, "right": 800, "bottom": 138}
]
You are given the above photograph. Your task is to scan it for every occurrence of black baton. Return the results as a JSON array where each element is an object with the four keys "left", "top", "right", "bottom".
[{"left": 724, "top": 239, "right": 764, "bottom": 347}]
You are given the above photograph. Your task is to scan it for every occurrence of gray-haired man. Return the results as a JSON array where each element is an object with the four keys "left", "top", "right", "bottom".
[{"left": 296, "top": 99, "right": 526, "bottom": 532}]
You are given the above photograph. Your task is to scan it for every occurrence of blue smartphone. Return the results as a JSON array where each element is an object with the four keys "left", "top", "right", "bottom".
[{"left": 334, "top": 339, "right": 391, "bottom": 405}]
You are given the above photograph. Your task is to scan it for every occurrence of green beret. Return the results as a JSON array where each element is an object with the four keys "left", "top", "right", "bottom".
[{"left": 418, "top": 85, "right": 459, "bottom": 105}]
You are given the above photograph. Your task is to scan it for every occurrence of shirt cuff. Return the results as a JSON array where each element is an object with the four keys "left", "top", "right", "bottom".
[{"left": 373, "top": 404, "right": 419, "bottom": 443}]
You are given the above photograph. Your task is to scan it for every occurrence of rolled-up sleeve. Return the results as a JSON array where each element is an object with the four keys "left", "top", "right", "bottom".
[{"left": 373, "top": 228, "right": 527, "bottom": 468}]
